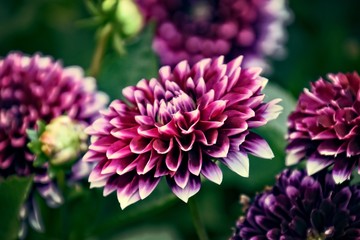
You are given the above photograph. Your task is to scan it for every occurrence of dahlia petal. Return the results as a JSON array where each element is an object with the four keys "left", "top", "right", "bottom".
[
  {"left": 195, "top": 77, "right": 206, "bottom": 96},
  {"left": 111, "top": 127, "right": 138, "bottom": 139},
  {"left": 204, "top": 136, "right": 230, "bottom": 158},
  {"left": 222, "top": 89, "right": 253, "bottom": 106},
  {"left": 333, "top": 160, "right": 355, "bottom": 184},
  {"left": 212, "top": 76, "right": 228, "bottom": 99},
  {"left": 157, "top": 119, "right": 179, "bottom": 136},
  {"left": 106, "top": 141, "right": 132, "bottom": 159},
  {"left": 307, "top": 154, "right": 333, "bottom": 175},
  {"left": 347, "top": 138, "right": 360, "bottom": 157},
  {"left": 194, "top": 129, "right": 218, "bottom": 146},
  {"left": 173, "top": 60, "right": 190, "bottom": 83},
  {"left": 0, "top": 139, "right": 7, "bottom": 151},
  {"left": 198, "top": 120, "right": 225, "bottom": 130},
  {"left": 175, "top": 133, "right": 196, "bottom": 151},
  {"left": 312, "top": 129, "right": 336, "bottom": 140},
  {"left": 174, "top": 165, "right": 190, "bottom": 189},
  {"left": 11, "top": 136, "right": 26, "bottom": 147},
  {"left": 221, "top": 150, "right": 249, "bottom": 177},
  {"left": 134, "top": 115, "right": 154, "bottom": 125},
  {"left": 197, "top": 89, "right": 215, "bottom": 108},
  {"left": 226, "top": 55, "right": 243, "bottom": 77},
  {"left": 153, "top": 138, "right": 173, "bottom": 154},
  {"left": 137, "top": 125, "right": 159, "bottom": 138},
  {"left": 286, "top": 149, "right": 305, "bottom": 166},
  {"left": 89, "top": 136, "right": 116, "bottom": 152},
  {"left": 38, "top": 183, "right": 63, "bottom": 207},
  {"left": 101, "top": 159, "right": 120, "bottom": 175},
  {"left": 130, "top": 136, "right": 153, "bottom": 154},
  {"left": 188, "top": 147, "right": 202, "bottom": 176},
  {"left": 227, "top": 66, "right": 241, "bottom": 92},
  {"left": 139, "top": 174, "right": 161, "bottom": 199},
  {"left": 167, "top": 175, "right": 201, "bottom": 203},
  {"left": 242, "top": 133, "right": 274, "bottom": 159},
  {"left": 262, "top": 99, "right": 283, "bottom": 121},
  {"left": 117, "top": 157, "right": 138, "bottom": 175},
  {"left": 92, "top": 118, "right": 113, "bottom": 135},
  {"left": 137, "top": 152, "right": 160, "bottom": 175},
  {"left": 318, "top": 140, "right": 342, "bottom": 156},
  {"left": 165, "top": 146, "right": 182, "bottom": 172},
  {"left": 103, "top": 176, "right": 119, "bottom": 196},
  {"left": 202, "top": 100, "right": 227, "bottom": 120},
  {"left": 28, "top": 200, "right": 44, "bottom": 232},
  {"left": 200, "top": 160, "right": 223, "bottom": 185},
  {"left": 82, "top": 150, "right": 105, "bottom": 162},
  {"left": 117, "top": 177, "right": 139, "bottom": 209}
]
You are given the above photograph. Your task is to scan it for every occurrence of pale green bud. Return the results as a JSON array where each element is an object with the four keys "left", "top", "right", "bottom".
[{"left": 39, "top": 116, "right": 88, "bottom": 166}]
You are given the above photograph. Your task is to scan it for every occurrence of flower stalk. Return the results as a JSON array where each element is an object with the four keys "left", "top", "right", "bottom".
[{"left": 188, "top": 198, "right": 209, "bottom": 240}]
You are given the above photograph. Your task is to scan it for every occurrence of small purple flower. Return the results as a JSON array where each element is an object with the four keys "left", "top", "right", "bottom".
[
  {"left": 84, "top": 56, "right": 282, "bottom": 209},
  {"left": 136, "top": 0, "right": 290, "bottom": 70},
  {"left": 231, "top": 169, "right": 360, "bottom": 240},
  {"left": 0, "top": 52, "right": 108, "bottom": 235},
  {"left": 286, "top": 72, "right": 360, "bottom": 184}
]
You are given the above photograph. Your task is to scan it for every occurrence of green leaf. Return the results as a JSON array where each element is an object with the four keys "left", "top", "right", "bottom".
[
  {"left": 97, "top": 24, "right": 158, "bottom": 100},
  {"left": 36, "top": 120, "right": 46, "bottom": 134},
  {"left": 0, "top": 176, "right": 33, "bottom": 240},
  {"left": 26, "top": 129, "right": 38, "bottom": 142}
]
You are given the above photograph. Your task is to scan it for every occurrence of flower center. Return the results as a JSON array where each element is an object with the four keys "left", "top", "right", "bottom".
[{"left": 157, "top": 90, "right": 195, "bottom": 124}]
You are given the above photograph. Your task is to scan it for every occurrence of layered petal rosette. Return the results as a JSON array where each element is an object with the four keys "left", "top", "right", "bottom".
[
  {"left": 0, "top": 52, "right": 108, "bottom": 235},
  {"left": 231, "top": 169, "right": 360, "bottom": 240},
  {"left": 287, "top": 72, "right": 360, "bottom": 184},
  {"left": 136, "top": 0, "right": 290, "bottom": 69},
  {"left": 84, "top": 56, "right": 282, "bottom": 209}
]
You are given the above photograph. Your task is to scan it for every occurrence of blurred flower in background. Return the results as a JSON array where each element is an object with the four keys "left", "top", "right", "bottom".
[
  {"left": 0, "top": 52, "right": 108, "bottom": 237},
  {"left": 231, "top": 169, "right": 360, "bottom": 240},
  {"left": 84, "top": 55, "right": 282, "bottom": 209},
  {"left": 135, "top": 0, "right": 290, "bottom": 71},
  {"left": 286, "top": 72, "right": 360, "bottom": 184}
]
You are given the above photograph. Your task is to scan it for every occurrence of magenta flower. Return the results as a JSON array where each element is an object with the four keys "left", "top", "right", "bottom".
[
  {"left": 135, "top": 0, "right": 290, "bottom": 70},
  {"left": 84, "top": 56, "right": 282, "bottom": 209},
  {"left": 232, "top": 169, "right": 360, "bottom": 240},
  {"left": 0, "top": 52, "right": 108, "bottom": 235},
  {"left": 287, "top": 72, "right": 360, "bottom": 184}
]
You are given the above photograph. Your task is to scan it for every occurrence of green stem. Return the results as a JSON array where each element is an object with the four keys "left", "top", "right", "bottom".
[
  {"left": 56, "top": 170, "right": 68, "bottom": 239},
  {"left": 188, "top": 198, "right": 209, "bottom": 240},
  {"left": 89, "top": 23, "right": 113, "bottom": 77}
]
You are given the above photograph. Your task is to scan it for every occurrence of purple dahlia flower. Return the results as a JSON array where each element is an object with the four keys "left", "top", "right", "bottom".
[
  {"left": 0, "top": 52, "right": 108, "bottom": 235},
  {"left": 84, "top": 56, "right": 282, "bottom": 209},
  {"left": 136, "top": 0, "right": 289, "bottom": 70},
  {"left": 231, "top": 169, "right": 360, "bottom": 240},
  {"left": 286, "top": 72, "right": 360, "bottom": 184}
]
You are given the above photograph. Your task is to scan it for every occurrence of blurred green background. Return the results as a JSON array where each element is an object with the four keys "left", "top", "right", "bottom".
[{"left": 0, "top": 0, "right": 360, "bottom": 239}]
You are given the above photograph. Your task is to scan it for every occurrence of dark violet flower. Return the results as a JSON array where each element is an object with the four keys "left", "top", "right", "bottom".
[
  {"left": 231, "top": 169, "right": 360, "bottom": 240},
  {"left": 84, "top": 55, "right": 282, "bottom": 209},
  {"left": 0, "top": 52, "right": 108, "bottom": 235},
  {"left": 136, "top": 0, "right": 290, "bottom": 70},
  {"left": 286, "top": 72, "right": 360, "bottom": 184}
]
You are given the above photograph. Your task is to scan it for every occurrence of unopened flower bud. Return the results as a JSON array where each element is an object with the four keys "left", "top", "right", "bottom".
[
  {"left": 102, "top": 0, "right": 144, "bottom": 38},
  {"left": 39, "top": 116, "right": 88, "bottom": 166}
]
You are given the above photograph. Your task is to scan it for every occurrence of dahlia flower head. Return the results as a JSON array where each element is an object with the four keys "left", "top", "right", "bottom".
[
  {"left": 84, "top": 55, "right": 282, "bottom": 209},
  {"left": 0, "top": 52, "right": 108, "bottom": 233},
  {"left": 136, "top": 0, "right": 290, "bottom": 70},
  {"left": 287, "top": 72, "right": 360, "bottom": 184},
  {"left": 232, "top": 169, "right": 360, "bottom": 240}
]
